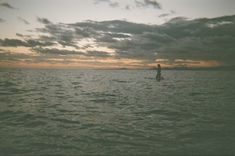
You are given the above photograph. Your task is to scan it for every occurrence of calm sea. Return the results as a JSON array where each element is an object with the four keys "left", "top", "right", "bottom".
[{"left": 0, "top": 69, "right": 235, "bottom": 155}]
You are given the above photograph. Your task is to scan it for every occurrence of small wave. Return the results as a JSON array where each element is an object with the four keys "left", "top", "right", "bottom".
[
  {"left": 90, "top": 98, "right": 107, "bottom": 103},
  {"left": 0, "top": 81, "right": 16, "bottom": 87},
  {"left": 72, "top": 82, "right": 81, "bottom": 85},
  {"left": 74, "top": 85, "right": 82, "bottom": 89},
  {"left": 50, "top": 118, "right": 81, "bottom": 125},
  {"left": 189, "top": 92, "right": 203, "bottom": 96},
  {"left": 0, "top": 110, "right": 21, "bottom": 120},
  {"left": 144, "top": 77, "right": 155, "bottom": 80},
  {"left": 135, "top": 109, "right": 197, "bottom": 121},
  {"left": 24, "top": 120, "right": 47, "bottom": 128},
  {"left": 111, "top": 79, "right": 129, "bottom": 83},
  {"left": 0, "top": 111, "right": 49, "bottom": 128}
]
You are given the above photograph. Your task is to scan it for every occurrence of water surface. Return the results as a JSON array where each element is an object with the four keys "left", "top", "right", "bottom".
[{"left": 0, "top": 69, "right": 235, "bottom": 155}]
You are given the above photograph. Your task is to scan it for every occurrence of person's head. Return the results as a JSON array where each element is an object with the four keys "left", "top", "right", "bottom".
[{"left": 157, "top": 64, "right": 161, "bottom": 67}]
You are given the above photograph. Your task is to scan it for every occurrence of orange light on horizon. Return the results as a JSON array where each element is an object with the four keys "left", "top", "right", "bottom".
[{"left": 0, "top": 58, "right": 224, "bottom": 69}]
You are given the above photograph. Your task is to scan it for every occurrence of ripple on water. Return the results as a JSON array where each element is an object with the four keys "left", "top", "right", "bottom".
[{"left": 0, "top": 69, "right": 235, "bottom": 155}]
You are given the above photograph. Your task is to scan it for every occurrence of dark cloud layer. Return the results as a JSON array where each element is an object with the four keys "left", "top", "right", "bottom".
[
  {"left": 33, "top": 47, "right": 111, "bottom": 58},
  {"left": 0, "top": 2, "right": 15, "bottom": 9},
  {"left": 0, "top": 38, "right": 55, "bottom": 47},
  {"left": 0, "top": 39, "right": 28, "bottom": 47},
  {"left": 158, "top": 13, "right": 170, "bottom": 18},
  {"left": 94, "top": 0, "right": 119, "bottom": 8},
  {"left": 135, "top": 0, "right": 161, "bottom": 9},
  {"left": 0, "top": 52, "right": 33, "bottom": 62},
  {"left": 18, "top": 17, "right": 30, "bottom": 25},
  {"left": 33, "top": 47, "right": 83, "bottom": 55},
  {"left": 94, "top": 0, "right": 161, "bottom": 10},
  {"left": 1, "top": 15, "right": 235, "bottom": 67},
  {"left": 37, "top": 17, "right": 51, "bottom": 25},
  {"left": 0, "top": 18, "right": 5, "bottom": 23}
]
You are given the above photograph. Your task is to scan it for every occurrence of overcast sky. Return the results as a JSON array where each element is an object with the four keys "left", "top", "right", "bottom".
[{"left": 1, "top": 0, "right": 235, "bottom": 68}]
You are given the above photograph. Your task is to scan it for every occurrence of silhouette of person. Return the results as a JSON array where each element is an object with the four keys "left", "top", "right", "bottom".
[{"left": 156, "top": 64, "right": 161, "bottom": 81}]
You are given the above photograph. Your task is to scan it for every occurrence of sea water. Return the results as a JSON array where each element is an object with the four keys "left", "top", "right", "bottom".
[{"left": 0, "top": 69, "right": 235, "bottom": 155}]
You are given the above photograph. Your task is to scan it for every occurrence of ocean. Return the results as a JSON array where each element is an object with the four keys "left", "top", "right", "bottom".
[{"left": 0, "top": 69, "right": 235, "bottom": 155}]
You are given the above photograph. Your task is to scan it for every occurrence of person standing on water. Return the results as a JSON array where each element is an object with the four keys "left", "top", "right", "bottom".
[{"left": 156, "top": 64, "right": 161, "bottom": 81}]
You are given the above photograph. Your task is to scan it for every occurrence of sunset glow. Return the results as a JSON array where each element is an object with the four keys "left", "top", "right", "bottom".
[{"left": 1, "top": 0, "right": 235, "bottom": 69}]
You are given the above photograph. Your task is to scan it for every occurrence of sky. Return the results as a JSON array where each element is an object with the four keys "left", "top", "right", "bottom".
[{"left": 0, "top": 0, "right": 235, "bottom": 69}]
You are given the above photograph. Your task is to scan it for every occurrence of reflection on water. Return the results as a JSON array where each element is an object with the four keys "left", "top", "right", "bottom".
[{"left": 0, "top": 69, "right": 235, "bottom": 155}]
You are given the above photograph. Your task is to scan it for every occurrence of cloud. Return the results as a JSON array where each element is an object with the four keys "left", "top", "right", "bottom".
[
  {"left": 94, "top": 0, "right": 110, "bottom": 3},
  {"left": 26, "top": 39, "right": 55, "bottom": 47},
  {"left": 0, "top": 38, "right": 55, "bottom": 47},
  {"left": 155, "top": 16, "right": 235, "bottom": 64},
  {"left": 33, "top": 47, "right": 83, "bottom": 55},
  {"left": 170, "top": 10, "right": 176, "bottom": 14},
  {"left": 93, "top": 0, "right": 162, "bottom": 11},
  {"left": 109, "top": 1, "right": 119, "bottom": 7},
  {"left": 158, "top": 13, "right": 170, "bottom": 18},
  {"left": 37, "top": 18, "right": 79, "bottom": 48},
  {"left": 0, "top": 2, "right": 16, "bottom": 9},
  {"left": 125, "top": 5, "right": 131, "bottom": 10},
  {"left": 0, "top": 39, "right": 28, "bottom": 47},
  {"left": 207, "top": 21, "right": 233, "bottom": 28},
  {"left": 85, "top": 50, "right": 111, "bottom": 57},
  {"left": 33, "top": 47, "right": 111, "bottom": 58},
  {"left": 1, "top": 15, "right": 235, "bottom": 67},
  {"left": 16, "top": 33, "right": 32, "bottom": 38},
  {"left": 158, "top": 11, "right": 176, "bottom": 19},
  {"left": 164, "top": 16, "right": 189, "bottom": 24},
  {"left": 144, "top": 0, "right": 161, "bottom": 9},
  {"left": 135, "top": 0, "right": 161, "bottom": 9},
  {"left": 0, "top": 18, "right": 5, "bottom": 23},
  {"left": 0, "top": 52, "right": 33, "bottom": 62},
  {"left": 37, "top": 17, "right": 52, "bottom": 24},
  {"left": 94, "top": 0, "right": 119, "bottom": 8},
  {"left": 18, "top": 17, "right": 30, "bottom": 25},
  {"left": 16, "top": 33, "right": 24, "bottom": 37}
]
